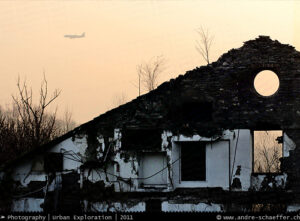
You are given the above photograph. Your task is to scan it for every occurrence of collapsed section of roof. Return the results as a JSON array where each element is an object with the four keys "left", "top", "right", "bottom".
[{"left": 73, "top": 36, "right": 300, "bottom": 138}]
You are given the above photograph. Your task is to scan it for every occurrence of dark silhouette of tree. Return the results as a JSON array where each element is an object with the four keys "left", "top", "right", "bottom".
[
  {"left": 136, "top": 56, "right": 166, "bottom": 93},
  {"left": 196, "top": 26, "right": 214, "bottom": 65},
  {"left": 0, "top": 74, "right": 76, "bottom": 164},
  {"left": 55, "top": 108, "right": 77, "bottom": 136},
  {"left": 108, "top": 92, "right": 128, "bottom": 110},
  {"left": 254, "top": 131, "right": 282, "bottom": 173},
  {"left": 11, "top": 75, "right": 61, "bottom": 148}
]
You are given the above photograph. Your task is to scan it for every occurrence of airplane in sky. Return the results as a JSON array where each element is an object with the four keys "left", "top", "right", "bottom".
[{"left": 64, "top": 32, "right": 85, "bottom": 39}]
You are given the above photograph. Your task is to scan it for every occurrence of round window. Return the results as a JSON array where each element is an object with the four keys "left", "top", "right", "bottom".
[{"left": 254, "top": 70, "right": 279, "bottom": 96}]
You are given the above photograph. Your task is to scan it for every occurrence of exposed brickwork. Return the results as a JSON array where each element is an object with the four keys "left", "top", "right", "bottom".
[
  {"left": 4, "top": 36, "right": 300, "bottom": 212},
  {"left": 79, "top": 36, "right": 300, "bottom": 136},
  {"left": 74, "top": 36, "right": 300, "bottom": 191}
]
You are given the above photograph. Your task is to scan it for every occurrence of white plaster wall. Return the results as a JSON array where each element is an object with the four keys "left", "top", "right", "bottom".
[
  {"left": 229, "top": 129, "right": 252, "bottom": 191},
  {"left": 171, "top": 129, "right": 252, "bottom": 191},
  {"left": 283, "top": 133, "right": 296, "bottom": 157},
  {"left": 139, "top": 152, "right": 167, "bottom": 186},
  {"left": 114, "top": 153, "right": 139, "bottom": 192},
  {"left": 172, "top": 141, "right": 180, "bottom": 188},
  {"left": 9, "top": 128, "right": 253, "bottom": 197},
  {"left": 12, "top": 158, "right": 47, "bottom": 187},
  {"left": 114, "top": 129, "right": 122, "bottom": 151},
  {"left": 172, "top": 134, "right": 220, "bottom": 142},
  {"left": 161, "top": 131, "right": 173, "bottom": 190},
  {"left": 9, "top": 134, "right": 90, "bottom": 213},
  {"left": 50, "top": 136, "right": 87, "bottom": 170},
  {"left": 11, "top": 135, "right": 88, "bottom": 187},
  {"left": 172, "top": 140, "right": 230, "bottom": 189},
  {"left": 287, "top": 204, "right": 300, "bottom": 212},
  {"left": 113, "top": 129, "right": 139, "bottom": 191},
  {"left": 83, "top": 201, "right": 145, "bottom": 212},
  {"left": 162, "top": 201, "right": 223, "bottom": 212},
  {"left": 250, "top": 174, "right": 287, "bottom": 191},
  {"left": 11, "top": 198, "right": 44, "bottom": 212},
  {"left": 83, "top": 164, "right": 115, "bottom": 184},
  {"left": 112, "top": 130, "right": 173, "bottom": 192}
]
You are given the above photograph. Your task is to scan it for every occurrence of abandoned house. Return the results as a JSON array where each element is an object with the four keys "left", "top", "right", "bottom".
[{"left": 1, "top": 36, "right": 300, "bottom": 212}]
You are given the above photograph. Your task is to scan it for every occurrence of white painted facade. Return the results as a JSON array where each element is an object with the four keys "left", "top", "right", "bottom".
[
  {"left": 138, "top": 152, "right": 168, "bottom": 187},
  {"left": 286, "top": 204, "right": 300, "bottom": 212},
  {"left": 283, "top": 133, "right": 296, "bottom": 157},
  {"left": 11, "top": 198, "right": 44, "bottom": 212},
  {"left": 161, "top": 201, "right": 223, "bottom": 212},
  {"left": 5, "top": 128, "right": 291, "bottom": 212},
  {"left": 170, "top": 129, "right": 252, "bottom": 190},
  {"left": 83, "top": 201, "right": 146, "bottom": 212}
]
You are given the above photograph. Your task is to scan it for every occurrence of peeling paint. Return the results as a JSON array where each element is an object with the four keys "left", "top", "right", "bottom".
[
  {"left": 2, "top": 36, "right": 300, "bottom": 212},
  {"left": 162, "top": 201, "right": 223, "bottom": 212}
]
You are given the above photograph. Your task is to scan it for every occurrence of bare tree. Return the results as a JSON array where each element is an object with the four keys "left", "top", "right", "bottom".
[
  {"left": 53, "top": 108, "right": 77, "bottom": 136},
  {"left": 61, "top": 108, "right": 76, "bottom": 132},
  {"left": 62, "top": 108, "right": 76, "bottom": 132},
  {"left": 11, "top": 74, "right": 61, "bottom": 148},
  {"left": 136, "top": 56, "right": 166, "bottom": 93},
  {"left": 254, "top": 131, "right": 282, "bottom": 173},
  {"left": 108, "top": 92, "right": 128, "bottom": 110},
  {"left": 196, "top": 26, "right": 214, "bottom": 65},
  {"left": 0, "top": 105, "right": 20, "bottom": 161},
  {"left": 0, "top": 74, "right": 77, "bottom": 164}
]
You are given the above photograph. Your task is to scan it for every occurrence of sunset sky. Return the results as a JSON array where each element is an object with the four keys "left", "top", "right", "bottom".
[{"left": 0, "top": 0, "right": 299, "bottom": 124}]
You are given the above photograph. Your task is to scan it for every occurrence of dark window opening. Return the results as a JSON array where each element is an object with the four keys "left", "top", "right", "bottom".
[
  {"left": 44, "top": 152, "right": 63, "bottom": 173},
  {"left": 181, "top": 142, "right": 206, "bottom": 181},
  {"left": 121, "top": 128, "right": 161, "bottom": 150},
  {"left": 253, "top": 130, "right": 283, "bottom": 173}
]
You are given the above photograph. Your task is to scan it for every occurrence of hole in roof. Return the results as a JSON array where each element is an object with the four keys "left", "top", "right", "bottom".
[{"left": 254, "top": 70, "right": 279, "bottom": 96}]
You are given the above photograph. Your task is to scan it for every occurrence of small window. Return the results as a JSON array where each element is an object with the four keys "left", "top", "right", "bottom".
[
  {"left": 44, "top": 152, "right": 63, "bottom": 173},
  {"left": 138, "top": 152, "right": 167, "bottom": 188},
  {"left": 253, "top": 131, "right": 283, "bottom": 173},
  {"left": 181, "top": 142, "right": 206, "bottom": 181}
]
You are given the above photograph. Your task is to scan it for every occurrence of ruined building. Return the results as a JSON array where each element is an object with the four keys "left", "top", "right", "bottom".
[{"left": 1, "top": 36, "right": 300, "bottom": 212}]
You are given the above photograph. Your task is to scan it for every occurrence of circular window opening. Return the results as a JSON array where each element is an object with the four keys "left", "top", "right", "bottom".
[{"left": 254, "top": 70, "right": 280, "bottom": 96}]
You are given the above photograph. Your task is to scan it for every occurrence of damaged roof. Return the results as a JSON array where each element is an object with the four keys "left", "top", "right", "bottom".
[
  {"left": 2, "top": 35, "right": 300, "bottom": 168},
  {"left": 77, "top": 35, "right": 300, "bottom": 135}
]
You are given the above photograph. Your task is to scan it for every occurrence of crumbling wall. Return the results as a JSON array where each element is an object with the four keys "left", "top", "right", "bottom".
[
  {"left": 64, "top": 37, "right": 300, "bottom": 196},
  {"left": 8, "top": 135, "right": 88, "bottom": 212},
  {"left": 250, "top": 174, "right": 287, "bottom": 191},
  {"left": 7, "top": 126, "right": 293, "bottom": 212},
  {"left": 229, "top": 130, "right": 252, "bottom": 191},
  {"left": 83, "top": 201, "right": 146, "bottom": 212},
  {"left": 161, "top": 201, "right": 223, "bottom": 212},
  {"left": 11, "top": 198, "right": 44, "bottom": 212},
  {"left": 171, "top": 129, "right": 252, "bottom": 191},
  {"left": 3, "top": 36, "right": 300, "bottom": 212}
]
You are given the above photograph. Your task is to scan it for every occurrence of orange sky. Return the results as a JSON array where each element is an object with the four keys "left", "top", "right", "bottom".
[{"left": 0, "top": 0, "right": 299, "bottom": 124}]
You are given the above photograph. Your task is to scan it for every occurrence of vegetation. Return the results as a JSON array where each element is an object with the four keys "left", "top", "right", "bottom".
[
  {"left": 196, "top": 26, "right": 214, "bottom": 65},
  {"left": 0, "top": 75, "right": 76, "bottom": 164},
  {"left": 254, "top": 131, "right": 282, "bottom": 173},
  {"left": 136, "top": 56, "right": 166, "bottom": 94}
]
